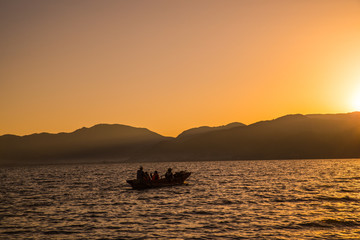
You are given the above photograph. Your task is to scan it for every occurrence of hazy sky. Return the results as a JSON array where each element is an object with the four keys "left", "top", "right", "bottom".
[{"left": 1, "top": 0, "right": 360, "bottom": 137}]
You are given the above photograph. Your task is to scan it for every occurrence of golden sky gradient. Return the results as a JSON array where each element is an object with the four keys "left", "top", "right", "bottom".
[{"left": 1, "top": 0, "right": 360, "bottom": 137}]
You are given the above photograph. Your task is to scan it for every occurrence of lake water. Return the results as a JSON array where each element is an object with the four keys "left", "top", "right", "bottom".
[{"left": 1, "top": 159, "right": 360, "bottom": 239}]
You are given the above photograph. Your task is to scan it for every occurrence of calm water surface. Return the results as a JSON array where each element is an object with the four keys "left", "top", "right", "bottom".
[{"left": 1, "top": 159, "right": 360, "bottom": 239}]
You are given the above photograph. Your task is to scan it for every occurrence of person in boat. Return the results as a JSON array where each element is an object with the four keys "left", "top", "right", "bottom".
[
  {"left": 137, "top": 166, "right": 145, "bottom": 181},
  {"left": 165, "top": 168, "right": 174, "bottom": 181},
  {"left": 144, "top": 172, "right": 151, "bottom": 181},
  {"left": 152, "top": 170, "right": 160, "bottom": 181}
]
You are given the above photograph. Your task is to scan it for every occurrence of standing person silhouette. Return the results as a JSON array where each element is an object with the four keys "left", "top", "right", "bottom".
[{"left": 136, "top": 166, "right": 145, "bottom": 181}]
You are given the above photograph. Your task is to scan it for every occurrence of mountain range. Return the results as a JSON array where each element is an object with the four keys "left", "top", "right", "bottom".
[{"left": 1, "top": 112, "right": 360, "bottom": 166}]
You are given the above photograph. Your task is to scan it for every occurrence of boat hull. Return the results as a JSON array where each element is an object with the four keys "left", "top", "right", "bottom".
[{"left": 127, "top": 171, "right": 191, "bottom": 190}]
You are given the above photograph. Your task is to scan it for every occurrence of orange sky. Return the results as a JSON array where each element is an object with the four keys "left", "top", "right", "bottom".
[{"left": 1, "top": 0, "right": 360, "bottom": 137}]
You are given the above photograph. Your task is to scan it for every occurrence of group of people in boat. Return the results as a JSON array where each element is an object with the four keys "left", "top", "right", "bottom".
[{"left": 136, "top": 166, "right": 174, "bottom": 182}]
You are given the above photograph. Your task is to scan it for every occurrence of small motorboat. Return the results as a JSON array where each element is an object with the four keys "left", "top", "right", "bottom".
[{"left": 126, "top": 171, "right": 191, "bottom": 190}]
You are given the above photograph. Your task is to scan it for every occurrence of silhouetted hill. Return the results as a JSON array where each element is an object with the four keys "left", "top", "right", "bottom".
[
  {"left": 137, "top": 112, "right": 360, "bottom": 161},
  {"left": 177, "top": 122, "right": 246, "bottom": 140},
  {"left": 0, "top": 124, "right": 170, "bottom": 166},
  {"left": 2, "top": 112, "right": 360, "bottom": 166}
]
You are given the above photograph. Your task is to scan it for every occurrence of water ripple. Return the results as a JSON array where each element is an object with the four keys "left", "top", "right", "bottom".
[{"left": 1, "top": 159, "right": 360, "bottom": 239}]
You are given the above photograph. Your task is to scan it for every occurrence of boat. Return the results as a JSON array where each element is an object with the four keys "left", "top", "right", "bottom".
[{"left": 126, "top": 171, "right": 191, "bottom": 190}]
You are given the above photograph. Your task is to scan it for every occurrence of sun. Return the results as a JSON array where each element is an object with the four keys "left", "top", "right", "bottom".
[{"left": 350, "top": 94, "right": 360, "bottom": 111}]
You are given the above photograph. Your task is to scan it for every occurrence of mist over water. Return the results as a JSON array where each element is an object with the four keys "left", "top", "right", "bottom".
[{"left": 1, "top": 159, "right": 360, "bottom": 239}]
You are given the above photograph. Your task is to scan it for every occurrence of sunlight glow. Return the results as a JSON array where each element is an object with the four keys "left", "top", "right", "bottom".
[{"left": 350, "top": 91, "right": 360, "bottom": 111}]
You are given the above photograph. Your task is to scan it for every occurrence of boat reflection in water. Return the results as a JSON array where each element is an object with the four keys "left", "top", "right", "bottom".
[{"left": 127, "top": 171, "right": 191, "bottom": 189}]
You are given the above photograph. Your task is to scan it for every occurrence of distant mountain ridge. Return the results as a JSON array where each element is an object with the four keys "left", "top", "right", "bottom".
[
  {"left": 0, "top": 124, "right": 169, "bottom": 165},
  {"left": 177, "top": 122, "right": 246, "bottom": 140},
  {"left": 136, "top": 112, "right": 360, "bottom": 161},
  {"left": 1, "top": 112, "right": 360, "bottom": 166}
]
